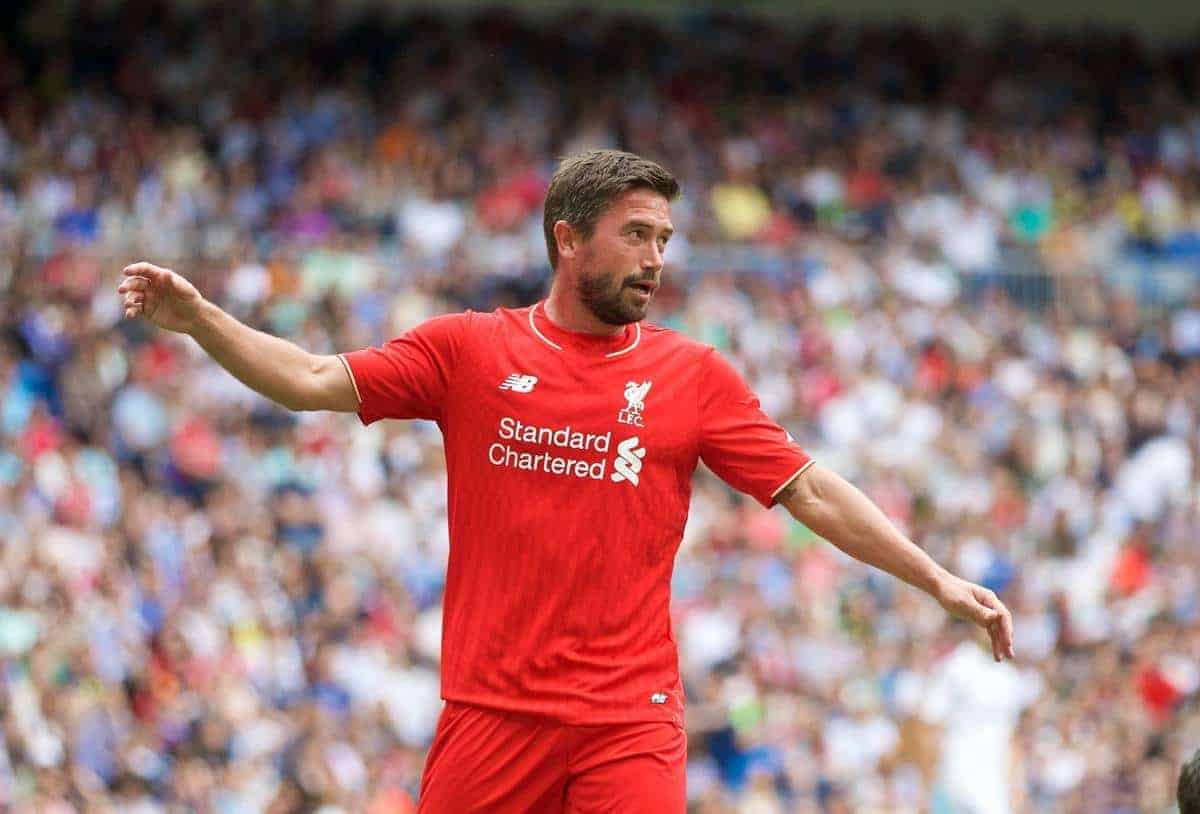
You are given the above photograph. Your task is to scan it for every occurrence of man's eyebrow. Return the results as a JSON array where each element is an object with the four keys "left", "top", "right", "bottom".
[{"left": 625, "top": 219, "right": 674, "bottom": 236}]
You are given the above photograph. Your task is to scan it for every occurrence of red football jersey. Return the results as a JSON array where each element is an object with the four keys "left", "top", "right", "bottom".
[{"left": 341, "top": 302, "right": 812, "bottom": 725}]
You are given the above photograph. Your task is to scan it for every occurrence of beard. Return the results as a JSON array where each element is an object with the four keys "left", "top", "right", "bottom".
[
  {"left": 577, "top": 267, "right": 654, "bottom": 326},
  {"left": 578, "top": 271, "right": 639, "bottom": 326}
]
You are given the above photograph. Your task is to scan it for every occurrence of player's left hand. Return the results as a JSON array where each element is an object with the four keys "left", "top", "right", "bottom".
[{"left": 933, "top": 574, "right": 1015, "bottom": 662}]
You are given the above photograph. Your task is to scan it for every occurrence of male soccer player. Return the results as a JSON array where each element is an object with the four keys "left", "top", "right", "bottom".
[{"left": 118, "top": 149, "right": 1014, "bottom": 813}]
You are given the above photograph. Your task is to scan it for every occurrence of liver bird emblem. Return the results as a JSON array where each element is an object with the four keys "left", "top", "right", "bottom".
[
  {"left": 619, "top": 380, "right": 652, "bottom": 426},
  {"left": 624, "top": 380, "right": 652, "bottom": 412}
]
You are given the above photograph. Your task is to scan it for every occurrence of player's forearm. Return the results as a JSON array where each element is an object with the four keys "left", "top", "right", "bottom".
[
  {"left": 188, "top": 299, "right": 348, "bottom": 411},
  {"left": 776, "top": 463, "right": 950, "bottom": 597}
]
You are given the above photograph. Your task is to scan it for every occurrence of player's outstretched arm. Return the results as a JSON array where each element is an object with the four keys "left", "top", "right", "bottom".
[
  {"left": 117, "top": 262, "right": 359, "bottom": 413},
  {"left": 776, "top": 463, "right": 1015, "bottom": 662}
]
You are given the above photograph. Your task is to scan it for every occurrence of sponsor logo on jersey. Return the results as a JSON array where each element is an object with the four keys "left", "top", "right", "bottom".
[
  {"left": 499, "top": 373, "right": 538, "bottom": 393},
  {"left": 617, "top": 380, "right": 652, "bottom": 426},
  {"left": 486, "top": 417, "right": 646, "bottom": 487},
  {"left": 488, "top": 417, "right": 612, "bottom": 479},
  {"left": 650, "top": 692, "right": 668, "bottom": 705},
  {"left": 610, "top": 436, "right": 645, "bottom": 487},
  {"left": 496, "top": 417, "right": 611, "bottom": 451}
]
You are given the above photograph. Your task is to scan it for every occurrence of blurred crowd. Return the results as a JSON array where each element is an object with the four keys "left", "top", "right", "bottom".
[{"left": 2, "top": 3, "right": 1200, "bottom": 813}]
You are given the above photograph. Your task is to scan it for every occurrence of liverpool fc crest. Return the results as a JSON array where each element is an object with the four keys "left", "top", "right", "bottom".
[{"left": 618, "top": 380, "right": 652, "bottom": 427}]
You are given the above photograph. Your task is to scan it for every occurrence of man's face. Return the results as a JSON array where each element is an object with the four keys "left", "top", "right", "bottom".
[{"left": 572, "top": 188, "right": 674, "bottom": 326}]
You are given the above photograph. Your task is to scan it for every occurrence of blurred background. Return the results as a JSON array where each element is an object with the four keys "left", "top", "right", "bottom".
[{"left": 2, "top": 1, "right": 1200, "bottom": 812}]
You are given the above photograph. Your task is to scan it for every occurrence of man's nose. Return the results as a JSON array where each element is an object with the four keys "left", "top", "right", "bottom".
[{"left": 643, "top": 241, "right": 664, "bottom": 270}]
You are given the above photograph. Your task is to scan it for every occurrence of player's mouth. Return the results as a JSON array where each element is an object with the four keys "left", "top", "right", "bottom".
[{"left": 626, "top": 280, "right": 658, "bottom": 301}]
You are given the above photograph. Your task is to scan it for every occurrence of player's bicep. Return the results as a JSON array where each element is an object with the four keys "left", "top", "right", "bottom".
[{"left": 290, "top": 354, "right": 360, "bottom": 412}]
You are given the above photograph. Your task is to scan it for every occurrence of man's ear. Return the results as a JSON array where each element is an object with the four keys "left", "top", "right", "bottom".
[{"left": 553, "top": 220, "right": 579, "bottom": 263}]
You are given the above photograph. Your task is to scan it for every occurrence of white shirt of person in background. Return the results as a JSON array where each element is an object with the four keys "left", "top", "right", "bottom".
[{"left": 920, "top": 638, "right": 1041, "bottom": 814}]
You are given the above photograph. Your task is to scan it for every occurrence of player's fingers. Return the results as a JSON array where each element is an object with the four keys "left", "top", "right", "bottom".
[
  {"left": 118, "top": 276, "right": 150, "bottom": 294},
  {"left": 988, "top": 619, "right": 1002, "bottom": 662},
  {"left": 959, "top": 590, "right": 997, "bottom": 627},
  {"left": 969, "top": 597, "right": 999, "bottom": 661},
  {"left": 123, "top": 262, "right": 168, "bottom": 280},
  {"left": 976, "top": 589, "right": 1014, "bottom": 661}
]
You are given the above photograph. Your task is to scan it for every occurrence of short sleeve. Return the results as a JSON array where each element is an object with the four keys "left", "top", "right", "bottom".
[
  {"left": 340, "top": 312, "right": 470, "bottom": 425},
  {"left": 697, "top": 348, "right": 813, "bottom": 508}
]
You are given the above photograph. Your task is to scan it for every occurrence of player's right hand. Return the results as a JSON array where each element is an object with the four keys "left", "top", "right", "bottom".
[{"left": 118, "top": 262, "right": 204, "bottom": 334}]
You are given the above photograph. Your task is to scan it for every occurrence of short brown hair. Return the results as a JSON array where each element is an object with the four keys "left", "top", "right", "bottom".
[{"left": 543, "top": 149, "right": 680, "bottom": 269}]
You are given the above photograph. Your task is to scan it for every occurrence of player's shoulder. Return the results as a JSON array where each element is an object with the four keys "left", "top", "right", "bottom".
[
  {"left": 446, "top": 303, "right": 550, "bottom": 348},
  {"left": 640, "top": 321, "right": 719, "bottom": 362},
  {"left": 640, "top": 321, "right": 704, "bottom": 350},
  {"left": 421, "top": 305, "right": 509, "bottom": 335},
  {"left": 641, "top": 324, "right": 751, "bottom": 389},
  {"left": 487, "top": 303, "right": 534, "bottom": 334}
]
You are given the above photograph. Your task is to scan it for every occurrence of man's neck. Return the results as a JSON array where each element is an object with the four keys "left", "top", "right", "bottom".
[{"left": 543, "top": 279, "right": 625, "bottom": 337}]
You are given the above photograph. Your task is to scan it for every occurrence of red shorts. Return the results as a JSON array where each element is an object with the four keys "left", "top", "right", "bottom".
[{"left": 416, "top": 701, "right": 687, "bottom": 813}]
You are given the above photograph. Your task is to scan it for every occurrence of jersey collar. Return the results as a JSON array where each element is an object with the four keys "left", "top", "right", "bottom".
[{"left": 528, "top": 301, "right": 641, "bottom": 358}]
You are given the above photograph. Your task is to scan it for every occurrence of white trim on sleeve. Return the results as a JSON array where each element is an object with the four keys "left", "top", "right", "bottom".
[
  {"left": 770, "top": 459, "right": 817, "bottom": 502},
  {"left": 337, "top": 353, "right": 363, "bottom": 406}
]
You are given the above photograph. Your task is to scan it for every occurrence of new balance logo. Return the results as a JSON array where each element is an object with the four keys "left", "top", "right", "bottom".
[
  {"left": 610, "top": 436, "right": 645, "bottom": 487},
  {"left": 499, "top": 374, "right": 538, "bottom": 393}
]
